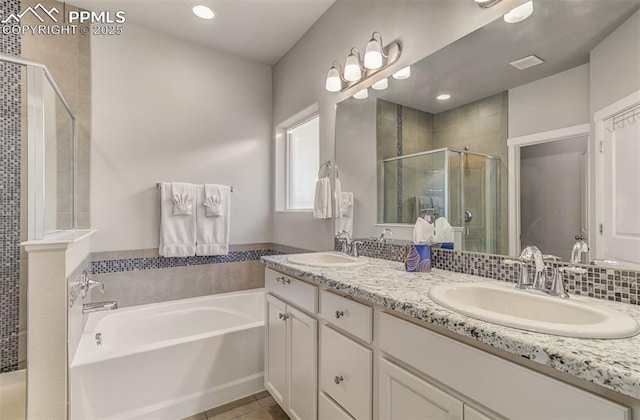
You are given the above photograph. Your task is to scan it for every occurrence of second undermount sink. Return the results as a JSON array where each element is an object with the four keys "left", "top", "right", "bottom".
[
  {"left": 287, "top": 252, "right": 368, "bottom": 268},
  {"left": 429, "top": 282, "right": 640, "bottom": 339}
]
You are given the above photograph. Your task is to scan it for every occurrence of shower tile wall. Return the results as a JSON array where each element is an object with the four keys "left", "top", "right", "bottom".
[
  {"left": 433, "top": 92, "right": 509, "bottom": 254},
  {"left": 21, "top": 0, "right": 92, "bottom": 229},
  {"left": 0, "top": 0, "right": 22, "bottom": 373}
]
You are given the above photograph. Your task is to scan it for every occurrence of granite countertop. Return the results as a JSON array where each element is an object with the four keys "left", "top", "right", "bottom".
[{"left": 261, "top": 254, "right": 640, "bottom": 400}]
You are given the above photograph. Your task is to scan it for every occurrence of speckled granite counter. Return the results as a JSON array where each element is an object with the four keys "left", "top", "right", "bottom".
[{"left": 262, "top": 254, "right": 640, "bottom": 400}]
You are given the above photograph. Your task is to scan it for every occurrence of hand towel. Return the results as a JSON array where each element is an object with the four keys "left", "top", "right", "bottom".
[
  {"left": 159, "top": 182, "right": 197, "bottom": 257},
  {"left": 313, "top": 177, "right": 332, "bottom": 219},
  {"left": 203, "top": 184, "right": 224, "bottom": 216},
  {"left": 336, "top": 192, "right": 354, "bottom": 236},
  {"left": 196, "top": 184, "right": 230, "bottom": 256},
  {"left": 413, "top": 217, "right": 435, "bottom": 244},
  {"left": 171, "top": 182, "right": 195, "bottom": 216},
  {"left": 334, "top": 176, "right": 343, "bottom": 217},
  {"left": 434, "top": 217, "right": 454, "bottom": 243}
]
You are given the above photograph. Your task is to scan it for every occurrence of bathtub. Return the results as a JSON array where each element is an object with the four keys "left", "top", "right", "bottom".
[{"left": 71, "top": 289, "right": 265, "bottom": 420}]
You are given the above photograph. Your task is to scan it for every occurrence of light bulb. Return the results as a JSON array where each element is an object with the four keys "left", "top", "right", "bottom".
[
  {"left": 344, "top": 53, "right": 362, "bottom": 82},
  {"left": 372, "top": 78, "right": 388, "bottom": 90},
  {"left": 392, "top": 66, "right": 411, "bottom": 80},
  {"left": 192, "top": 5, "right": 215, "bottom": 19},
  {"left": 325, "top": 65, "right": 342, "bottom": 92},
  {"left": 364, "top": 36, "right": 383, "bottom": 69},
  {"left": 437, "top": 94, "right": 451, "bottom": 100},
  {"left": 504, "top": 1, "right": 533, "bottom": 23},
  {"left": 353, "top": 89, "right": 368, "bottom": 99}
]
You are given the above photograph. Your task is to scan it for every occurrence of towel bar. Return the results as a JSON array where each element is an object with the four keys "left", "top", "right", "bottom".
[{"left": 156, "top": 183, "right": 234, "bottom": 192}]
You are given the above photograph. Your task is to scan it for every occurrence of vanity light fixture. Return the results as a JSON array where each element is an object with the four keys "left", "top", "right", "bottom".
[
  {"left": 504, "top": 1, "right": 534, "bottom": 23},
  {"left": 192, "top": 5, "right": 215, "bottom": 19},
  {"left": 325, "top": 62, "right": 343, "bottom": 92},
  {"left": 437, "top": 94, "right": 451, "bottom": 100},
  {"left": 372, "top": 78, "right": 388, "bottom": 90},
  {"left": 392, "top": 66, "right": 411, "bottom": 80},
  {"left": 353, "top": 89, "right": 368, "bottom": 100},
  {"left": 324, "top": 31, "right": 402, "bottom": 93},
  {"left": 344, "top": 48, "right": 364, "bottom": 82},
  {"left": 474, "top": 0, "right": 503, "bottom": 8}
]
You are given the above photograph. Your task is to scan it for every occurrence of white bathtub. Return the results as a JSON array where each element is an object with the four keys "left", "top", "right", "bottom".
[{"left": 71, "top": 289, "right": 265, "bottom": 420}]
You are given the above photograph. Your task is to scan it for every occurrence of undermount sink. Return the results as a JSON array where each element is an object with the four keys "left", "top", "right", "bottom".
[
  {"left": 429, "top": 282, "right": 640, "bottom": 339},
  {"left": 287, "top": 252, "right": 368, "bottom": 268}
]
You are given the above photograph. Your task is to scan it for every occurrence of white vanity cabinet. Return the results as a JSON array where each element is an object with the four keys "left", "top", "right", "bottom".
[{"left": 265, "top": 270, "right": 318, "bottom": 420}]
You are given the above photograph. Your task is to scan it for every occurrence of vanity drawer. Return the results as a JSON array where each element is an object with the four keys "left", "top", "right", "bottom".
[
  {"left": 265, "top": 268, "right": 318, "bottom": 313},
  {"left": 378, "top": 312, "right": 630, "bottom": 420},
  {"left": 320, "top": 290, "right": 373, "bottom": 343},
  {"left": 318, "top": 392, "right": 354, "bottom": 420},
  {"left": 320, "top": 325, "right": 372, "bottom": 420}
]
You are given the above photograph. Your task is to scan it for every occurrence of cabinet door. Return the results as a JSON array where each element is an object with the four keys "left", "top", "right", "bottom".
[
  {"left": 288, "top": 305, "right": 318, "bottom": 420},
  {"left": 379, "top": 358, "right": 463, "bottom": 420},
  {"left": 265, "top": 294, "right": 288, "bottom": 407}
]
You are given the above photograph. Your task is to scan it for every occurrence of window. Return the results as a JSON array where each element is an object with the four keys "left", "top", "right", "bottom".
[{"left": 286, "top": 115, "right": 319, "bottom": 210}]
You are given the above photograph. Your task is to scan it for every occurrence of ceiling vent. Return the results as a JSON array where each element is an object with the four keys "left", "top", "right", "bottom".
[{"left": 509, "top": 55, "right": 544, "bottom": 70}]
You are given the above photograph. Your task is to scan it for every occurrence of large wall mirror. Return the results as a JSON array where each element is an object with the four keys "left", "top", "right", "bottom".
[{"left": 334, "top": 0, "right": 640, "bottom": 266}]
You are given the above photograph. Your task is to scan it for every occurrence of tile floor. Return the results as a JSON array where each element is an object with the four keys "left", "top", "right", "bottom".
[{"left": 182, "top": 390, "right": 289, "bottom": 420}]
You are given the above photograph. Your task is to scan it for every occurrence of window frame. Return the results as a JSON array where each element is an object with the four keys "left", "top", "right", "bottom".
[{"left": 284, "top": 113, "right": 320, "bottom": 211}]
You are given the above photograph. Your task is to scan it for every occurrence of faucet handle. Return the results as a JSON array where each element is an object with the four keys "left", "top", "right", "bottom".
[{"left": 543, "top": 254, "right": 562, "bottom": 262}]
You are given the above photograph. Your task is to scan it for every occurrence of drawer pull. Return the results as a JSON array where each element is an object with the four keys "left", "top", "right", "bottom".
[
  {"left": 334, "top": 375, "right": 344, "bottom": 385},
  {"left": 276, "top": 276, "right": 291, "bottom": 284},
  {"left": 278, "top": 312, "right": 289, "bottom": 321},
  {"left": 335, "top": 310, "right": 345, "bottom": 319}
]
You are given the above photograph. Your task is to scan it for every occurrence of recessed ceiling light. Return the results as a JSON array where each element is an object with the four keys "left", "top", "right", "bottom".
[
  {"left": 504, "top": 1, "right": 533, "bottom": 24},
  {"left": 192, "top": 5, "right": 215, "bottom": 20},
  {"left": 437, "top": 94, "right": 451, "bottom": 100}
]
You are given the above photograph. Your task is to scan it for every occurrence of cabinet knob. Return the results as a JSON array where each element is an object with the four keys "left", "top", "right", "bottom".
[
  {"left": 278, "top": 312, "right": 289, "bottom": 321},
  {"left": 334, "top": 375, "right": 344, "bottom": 385},
  {"left": 335, "top": 310, "right": 345, "bottom": 319},
  {"left": 276, "top": 276, "right": 291, "bottom": 284}
]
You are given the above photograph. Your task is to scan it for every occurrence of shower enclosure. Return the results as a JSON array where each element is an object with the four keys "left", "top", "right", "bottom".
[
  {"left": 380, "top": 147, "right": 500, "bottom": 253},
  {"left": 0, "top": 52, "right": 76, "bottom": 419}
]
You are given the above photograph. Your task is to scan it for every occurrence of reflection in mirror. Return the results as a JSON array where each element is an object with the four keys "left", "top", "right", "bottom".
[{"left": 334, "top": 0, "right": 640, "bottom": 262}]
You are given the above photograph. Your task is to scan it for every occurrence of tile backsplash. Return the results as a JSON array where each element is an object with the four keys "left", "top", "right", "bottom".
[
  {"left": 90, "top": 243, "right": 306, "bottom": 308},
  {"left": 338, "top": 239, "right": 640, "bottom": 306}
]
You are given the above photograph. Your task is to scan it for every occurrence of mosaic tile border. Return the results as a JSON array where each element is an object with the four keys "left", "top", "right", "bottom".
[
  {"left": 91, "top": 249, "right": 285, "bottom": 275},
  {"left": 0, "top": 0, "right": 22, "bottom": 373},
  {"left": 336, "top": 239, "right": 640, "bottom": 306}
]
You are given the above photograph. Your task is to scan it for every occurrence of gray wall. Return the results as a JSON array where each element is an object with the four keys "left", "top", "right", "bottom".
[
  {"left": 509, "top": 64, "right": 590, "bottom": 138},
  {"left": 590, "top": 10, "right": 640, "bottom": 114}
]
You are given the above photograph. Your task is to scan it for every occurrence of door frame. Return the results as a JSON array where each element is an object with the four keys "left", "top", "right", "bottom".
[
  {"left": 507, "top": 123, "right": 590, "bottom": 257},
  {"left": 593, "top": 89, "right": 640, "bottom": 261}
]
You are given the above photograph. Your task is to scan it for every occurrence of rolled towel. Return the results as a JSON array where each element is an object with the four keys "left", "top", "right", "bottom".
[{"left": 203, "top": 184, "right": 225, "bottom": 216}]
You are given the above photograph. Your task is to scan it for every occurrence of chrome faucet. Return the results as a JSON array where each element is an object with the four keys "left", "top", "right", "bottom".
[
  {"left": 335, "top": 230, "right": 362, "bottom": 257},
  {"left": 83, "top": 301, "right": 118, "bottom": 314},
  {"left": 519, "top": 246, "right": 547, "bottom": 291},
  {"left": 570, "top": 236, "right": 589, "bottom": 264},
  {"left": 378, "top": 228, "right": 393, "bottom": 243}
]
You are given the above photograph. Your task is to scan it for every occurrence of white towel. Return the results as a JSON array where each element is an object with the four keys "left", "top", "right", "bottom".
[
  {"left": 159, "top": 182, "right": 197, "bottom": 257},
  {"left": 203, "top": 184, "right": 224, "bottom": 217},
  {"left": 434, "top": 217, "right": 454, "bottom": 243},
  {"left": 336, "top": 192, "right": 354, "bottom": 237},
  {"left": 196, "top": 184, "right": 230, "bottom": 255},
  {"left": 413, "top": 217, "right": 435, "bottom": 244},
  {"left": 172, "top": 182, "right": 195, "bottom": 215},
  {"left": 313, "top": 177, "right": 332, "bottom": 219},
  {"left": 334, "top": 176, "right": 343, "bottom": 217}
]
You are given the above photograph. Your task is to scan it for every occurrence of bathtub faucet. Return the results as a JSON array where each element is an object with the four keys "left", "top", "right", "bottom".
[{"left": 83, "top": 301, "right": 118, "bottom": 314}]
